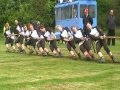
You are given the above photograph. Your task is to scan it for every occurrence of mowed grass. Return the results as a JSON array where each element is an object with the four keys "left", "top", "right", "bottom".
[{"left": 0, "top": 34, "right": 120, "bottom": 90}]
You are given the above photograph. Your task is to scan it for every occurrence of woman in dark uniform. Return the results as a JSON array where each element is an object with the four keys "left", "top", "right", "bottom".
[
  {"left": 4, "top": 23, "right": 15, "bottom": 52},
  {"left": 86, "top": 22, "right": 116, "bottom": 63},
  {"left": 71, "top": 26, "right": 94, "bottom": 60},
  {"left": 56, "top": 25, "right": 81, "bottom": 58},
  {"left": 14, "top": 19, "right": 24, "bottom": 52},
  {"left": 44, "top": 27, "right": 62, "bottom": 56}
]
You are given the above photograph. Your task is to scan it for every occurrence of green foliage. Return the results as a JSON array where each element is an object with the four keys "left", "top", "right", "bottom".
[
  {"left": 0, "top": 0, "right": 120, "bottom": 32},
  {"left": 97, "top": 0, "right": 120, "bottom": 30},
  {"left": 0, "top": 0, "right": 56, "bottom": 31},
  {"left": 31, "top": 0, "right": 56, "bottom": 27}
]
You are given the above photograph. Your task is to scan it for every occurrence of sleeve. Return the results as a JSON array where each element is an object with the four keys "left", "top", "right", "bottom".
[
  {"left": 3, "top": 27, "right": 6, "bottom": 34},
  {"left": 44, "top": 32, "right": 49, "bottom": 41},
  {"left": 89, "top": 16, "right": 93, "bottom": 25},
  {"left": 44, "top": 31, "right": 48, "bottom": 37},
  {"left": 83, "top": 16, "right": 85, "bottom": 25},
  {"left": 96, "top": 26, "right": 104, "bottom": 36},
  {"left": 61, "top": 30, "right": 67, "bottom": 38},
  {"left": 16, "top": 26, "right": 21, "bottom": 32},
  {"left": 75, "top": 30, "right": 83, "bottom": 39}
]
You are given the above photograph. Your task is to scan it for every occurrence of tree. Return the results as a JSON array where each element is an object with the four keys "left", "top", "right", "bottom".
[
  {"left": 31, "top": 0, "right": 56, "bottom": 27},
  {"left": 0, "top": 0, "right": 120, "bottom": 31},
  {"left": 97, "top": 0, "right": 120, "bottom": 30}
]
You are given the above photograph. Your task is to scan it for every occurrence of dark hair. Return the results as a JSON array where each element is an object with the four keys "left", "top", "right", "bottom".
[
  {"left": 40, "top": 24, "right": 45, "bottom": 29},
  {"left": 46, "top": 27, "right": 52, "bottom": 33},
  {"left": 64, "top": 27, "right": 70, "bottom": 32}
]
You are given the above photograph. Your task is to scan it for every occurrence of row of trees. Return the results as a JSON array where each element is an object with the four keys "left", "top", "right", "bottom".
[
  {"left": 0, "top": 0, "right": 56, "bottom": 29},
  {"left": 0, "top": 0, "right": 120, "bottom": 30}
]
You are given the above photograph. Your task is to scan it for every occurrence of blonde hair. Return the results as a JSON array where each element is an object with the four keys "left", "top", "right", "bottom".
[
  {"left": 55, "top": 25, "right": 62, "bottom": 31},
  {"left": 27, "top": 23, "right": 33, "bottom": 31},
  {"left": 4, "top": 22, "right": 9, "bottom": 28}
]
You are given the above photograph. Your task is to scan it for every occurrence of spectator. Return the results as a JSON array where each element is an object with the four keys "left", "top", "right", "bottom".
[
  {"left": 83, "top": 8, "right": 93, "bottom": 35},
  {"left": 107, "top": 9, "right": 116, "bottom": 46}
]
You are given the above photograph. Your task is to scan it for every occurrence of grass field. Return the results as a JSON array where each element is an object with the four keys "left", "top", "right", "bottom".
[{"left": 0, "top": 34, "right": 120, "bottom": 90}]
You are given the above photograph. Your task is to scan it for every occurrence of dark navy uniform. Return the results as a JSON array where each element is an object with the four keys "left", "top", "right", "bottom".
[
  {"left": 4, "top": 29, "right": 14, "bottom": 46},
  {"left": 44, "top": 31, "right": 58, "bottom": 52}
]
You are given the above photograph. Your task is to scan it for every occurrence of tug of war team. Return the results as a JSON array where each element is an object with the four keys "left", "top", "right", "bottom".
[{"left": 3, "top": 9, "right": 117, "bottom": 63}]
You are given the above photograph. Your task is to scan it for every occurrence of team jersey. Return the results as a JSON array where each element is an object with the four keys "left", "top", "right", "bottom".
[
  {"left": 20, "top": 30, "right": 31, "bottom": 37},
  {"left": 73, "top": 30, "right": 86, "bottom": 45},
  {"left": 16, "top": 25, "right": 23, "bottom": 33},
  {"left": 90, "top": 28, "right": 99, "bottom": 37},
  {"left": 31, "top": 30, "right": 44, "bottom": 40},
  {"left": 61, "top": 30, "right": 73, "bottom": 41},
  {"left": 5, "top": 30, "right": 14, "bottom": 40},
  {"left": 88, "top": 26, "right": 104, "bottom": 41},
  {"left": 44, "top": 31, "right": 56, "bottom": 40},
  {"left": 74, "top": 30, "right": 84, "bottom": 39}
]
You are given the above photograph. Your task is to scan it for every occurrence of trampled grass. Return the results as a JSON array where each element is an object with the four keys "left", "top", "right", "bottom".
[{"left": 0, "top": 34, "right": 120, "bottom": 90}]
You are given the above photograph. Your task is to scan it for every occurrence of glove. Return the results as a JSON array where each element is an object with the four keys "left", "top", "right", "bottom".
[{"left": 80, "top": 37, "right": 85, "bottom": 41}]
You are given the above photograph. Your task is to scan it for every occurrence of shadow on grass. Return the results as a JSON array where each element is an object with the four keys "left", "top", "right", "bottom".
[{"left": 1, "top": 51, "right": 120, "bottom": 65}]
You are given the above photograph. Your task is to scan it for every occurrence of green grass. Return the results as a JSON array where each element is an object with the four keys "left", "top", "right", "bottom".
[{"left": 0, "top": 34, "right": 120, "bottom": 90}]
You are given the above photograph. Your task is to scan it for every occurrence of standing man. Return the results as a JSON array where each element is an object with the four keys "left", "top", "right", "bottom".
[
  {"left": 107, "top": 9, "right": 116, "bottom": 46},
  {"left": 82, "top": 8, "right": 93, "bottom": 49},
  {"left": 83, "top": 8, "right": 93, "bottom": 35}
]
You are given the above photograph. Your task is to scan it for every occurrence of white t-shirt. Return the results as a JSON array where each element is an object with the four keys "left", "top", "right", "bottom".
[
  {"left": 6, "top": 30, "right": 14, "bottom": 39},
  {"left": 44, "top": 31, "right": 56, "bottom": 40},
  {"left": 16, "top": 25, "right": 23, "bottom": 32},
  {"left": 31, "top": 30, "right": 44, "bottom": 40},
  {"left": 90, "top": 28, "right": 99, "bottom": 37},
  {"left": 61, "top": 30, "right": 73, "bottom": 41},
  {"left": 20, "top": 30, "right": 30, "bottom": 37},
  {"left": 61, "top": 30, "right": 69, "bottom": 38},
  {"left": 31, "top": 30, "right": 39, "bottom": 39},
  {"left": 74, "top": 30, "right": 83, "bottom": 39}
]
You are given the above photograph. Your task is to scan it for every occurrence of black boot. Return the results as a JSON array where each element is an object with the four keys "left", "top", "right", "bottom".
[
  {"left": 91, "top": 55, "right": 95, "bottom": 60},
  {"left": 77, "top": 53, "right": 81, "bottom": 59},
  {"left": 18, "top": 47, "right": 24, "bottom": 53},
  {"left": 58, "top": 52, "right": 63, "bottom": 57},
  {"left": 46, "top": 52, "right": 51, "bottom": 56},
  {"left": 99, "top": 57, "right": 105, "bottom": 63},
  {"left": 29, "top": 50, "right": 34, "bottom": 54},
  {"left": 41, "top": 51, "right": 46, "bottom": 56},
  {"left": 111, "top": 56, "right": 117, "bottom": 63}
]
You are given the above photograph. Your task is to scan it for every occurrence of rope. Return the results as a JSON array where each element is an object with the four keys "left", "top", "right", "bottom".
[{"left": 106, "top": 36, "right": 120, "bottom": 39}]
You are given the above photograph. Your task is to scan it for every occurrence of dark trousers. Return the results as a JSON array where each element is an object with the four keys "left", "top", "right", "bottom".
[
  {"left": 96, "top": 39, "right": 110, "bottom": 54},
  {"left": 49, "top": 40, "right": 58, "bottom": 52},
  {"left": 66, "top": 40, "right": 76, "bottom": 51},
  {"left": 80, "top": 40, "right": 91, "bottom": 53},
  {"left": 107, "top": 29, "right": 115, "bottom": 46}
]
